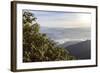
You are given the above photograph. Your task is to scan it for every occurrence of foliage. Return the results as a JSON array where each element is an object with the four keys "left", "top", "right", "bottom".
[{"left": 23, "top": 11, "right": 76, "bottom": 62}]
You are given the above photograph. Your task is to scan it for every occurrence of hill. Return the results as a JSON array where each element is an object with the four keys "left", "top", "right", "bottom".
[{"left": 65, "top": 40, "right": 91, "bottom": 59}]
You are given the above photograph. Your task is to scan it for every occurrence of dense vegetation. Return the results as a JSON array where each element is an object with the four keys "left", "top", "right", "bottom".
[{"left": 23, "top": 11, "right": 76, "bottom": 62}]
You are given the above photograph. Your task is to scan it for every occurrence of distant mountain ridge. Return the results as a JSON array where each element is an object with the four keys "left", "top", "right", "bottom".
[
  {"left": 64, "top": 40, "right": 91, "bottom": 59},
  {"left": 58, "top": 40, "right": 82, "bottom": 48}
]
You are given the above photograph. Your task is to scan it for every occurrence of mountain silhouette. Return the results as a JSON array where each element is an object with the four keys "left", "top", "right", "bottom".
[
  {"left": 58, "top": 41, "right": 82, "bottom": 48},
  {"left": 65, "top": 40, "right": 91, "bottom": 59}
]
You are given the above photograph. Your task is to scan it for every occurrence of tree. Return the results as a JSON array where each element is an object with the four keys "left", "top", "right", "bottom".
[{"left": 23, "top": 11, "right": 76, "bottom": 62}]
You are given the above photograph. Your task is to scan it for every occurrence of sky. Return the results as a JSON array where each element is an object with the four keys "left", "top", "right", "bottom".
[
  {"left": 28, "top": 10, "right": 91, "bottom": 28},
  {"left": 23, "top": 10, "right": 91, "bottom": 43}
]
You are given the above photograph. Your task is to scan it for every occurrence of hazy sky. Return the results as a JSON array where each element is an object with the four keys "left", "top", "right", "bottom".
[{"left": 29, "top": 10, "right": 91, "bottom": 28}]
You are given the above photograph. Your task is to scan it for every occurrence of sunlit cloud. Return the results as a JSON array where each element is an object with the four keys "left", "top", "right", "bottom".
[{"left": 30, "top": 10, "right": 91, "bottom": 28}]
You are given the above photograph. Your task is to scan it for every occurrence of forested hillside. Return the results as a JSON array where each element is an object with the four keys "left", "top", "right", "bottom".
[{"left": 23, "top": 11, "right": 75, "bottom": 62}]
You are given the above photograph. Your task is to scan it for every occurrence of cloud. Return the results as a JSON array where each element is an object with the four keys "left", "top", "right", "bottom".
[{"left": 29, "top": 10, "right": 91, "bottom": 28}]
